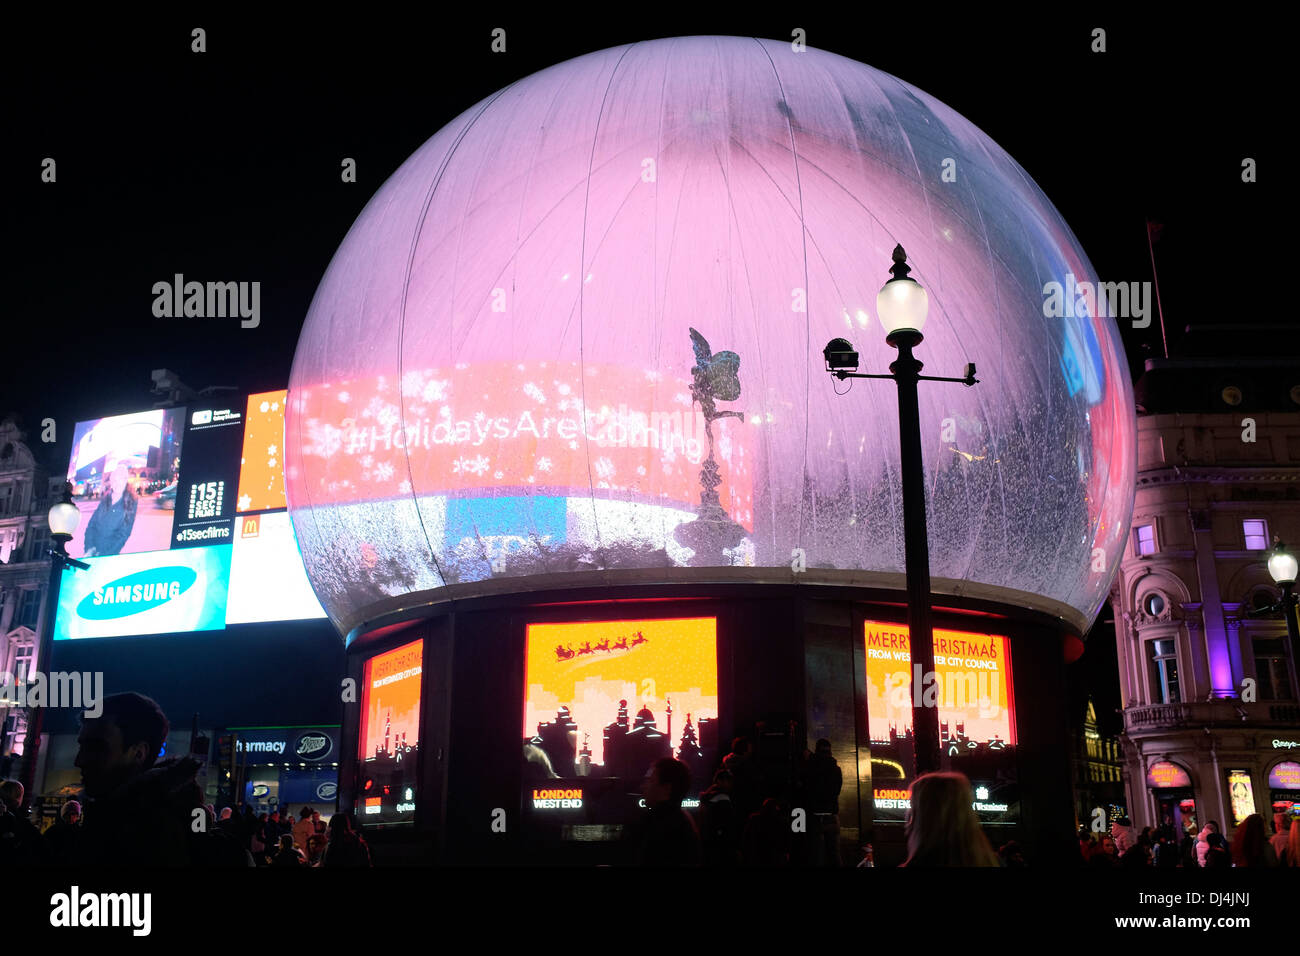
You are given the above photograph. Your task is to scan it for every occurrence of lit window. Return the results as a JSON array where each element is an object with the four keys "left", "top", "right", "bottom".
[
  {"left": 1135, "top": 524, "right": 1156, "bottom": 556},
  {"left": 1149, "top": 639, "right": 1180, "bottom": 704},
  {"left": 1243, "top": 519, "right": 1269, "bottom": 551}
]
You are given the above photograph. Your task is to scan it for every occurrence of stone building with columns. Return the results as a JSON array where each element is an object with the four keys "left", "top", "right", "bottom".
[
  {"left": 1111, "top": 357, "right": 1300, "bottom": 839},
  {"left": 0, "top": 417, "right": 63, "bottom": 780}
]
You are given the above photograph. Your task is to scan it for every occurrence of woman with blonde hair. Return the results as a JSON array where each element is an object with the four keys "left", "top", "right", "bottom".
[{"left": 900, "top": 772, "right": 999, "bottom": 867}]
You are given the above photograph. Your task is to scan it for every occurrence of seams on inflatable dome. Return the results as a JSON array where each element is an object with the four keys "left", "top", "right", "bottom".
[{"left": 286, "top": 36, "right": 1136, "bottom": 637}]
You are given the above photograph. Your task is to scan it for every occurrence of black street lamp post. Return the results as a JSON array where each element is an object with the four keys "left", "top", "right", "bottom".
[
  {"left": 19, "top": 482, "right": 86, "bottom": 800},
  {"left": 823, "top": 245, "right": 978, "bottom": 777},
  {"left": 1266, "top": 540, "right": 1300, "bottom": 702}
]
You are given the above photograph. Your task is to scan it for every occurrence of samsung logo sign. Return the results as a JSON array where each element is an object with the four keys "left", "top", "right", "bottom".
[{"left": 78, "top": 568, "right": 198, "bottom": 620}]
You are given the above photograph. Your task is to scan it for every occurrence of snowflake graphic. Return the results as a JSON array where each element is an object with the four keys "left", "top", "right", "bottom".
[
  {"left": 271, "top": 401, "right": 279, "bottom": 412},
  {"left": 494, "top": 470, "right": 504, "bottom": 480},
  {"left": 376, "top": 405, "right": 398, "bottom": 428},
  {"left": 594, "top": 457, "right": 615, "bottom": 479},
  {"left": 267, "top": 458, "right": 277, "bottom": 470},
  {"left": 523, "top": 382, "right": 546, "bottom": 404},
  {"left": 527, "top": 475, "right": 536, "bottom": 483},
  {"left": 259, "top": 401, "right": 270, "bottom": 414},
  {"left": 663, "top": 446, "right": 677, "bottom": 463},
  {"left": 674, "top": 392, "right": 691, "bottom": 405},
  {"left": 474, "top": 411, "right": 486, "bottom": 423},
  {"left": 423, "top": 379, "right": 450, "bottom": 402},
  {"left": 268, "top": 443, "right": 278, "bottom": 457},
  {"left": 361, "top": 455, "right": 373, "bottom": 468},
  {"left": 398, "top": 480, "right": 412, "bottom": 494},
  {"left": 557, "top": 383, "right": 571, "bottom": 395},
  {"left": 568, "top": 440, "right": 578, "bottom": 450},
  {"left": 537, "top": 457, "right": 553, "bottom": 472},
  {"left": 439, "top": 406, "right": 451, "bottom": 419},
  {"left": 376, "top": 462, "right": 395, "bottom": 481},
  {"left": 401, "top": 370, "right": 425, "bottom": 396},
  {"left": 637, "top": 465, "right": 647, "bottom": 476},
  {"left": 452, "top": 455, "right": 491, "bottom": 476},
  {"left": 237, "top": 494, "right": 252, "bottom": 511},
  {"left": 317, "top": 427, "right": 342, "bottom": 457},
  {"left": 337, "top": 391, "right": 350, "bottom": 404}
]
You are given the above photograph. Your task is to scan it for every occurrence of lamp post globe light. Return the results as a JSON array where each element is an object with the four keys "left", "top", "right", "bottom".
[
  {"left": 19, "top": 482, "right": 82, "bottom": 798},
  {"left": 825, "top": 245, "right": 978, "bottom": 778},
  {"left": 1267, "top": 540, "right": 1300, "bottom": 699}
]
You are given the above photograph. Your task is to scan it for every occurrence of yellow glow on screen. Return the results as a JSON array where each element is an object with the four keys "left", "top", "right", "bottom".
[{"left": 524, "top": 617, "right": 717, "bottom": 765}]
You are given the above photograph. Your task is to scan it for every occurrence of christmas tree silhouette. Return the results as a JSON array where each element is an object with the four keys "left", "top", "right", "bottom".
[{"left": 678, "top": 713, "right": 702, "bottom": 761}]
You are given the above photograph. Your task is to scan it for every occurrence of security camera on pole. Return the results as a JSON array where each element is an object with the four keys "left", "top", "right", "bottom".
[{"left": 823, "top": 245, "right": 979, "bottom": 777}]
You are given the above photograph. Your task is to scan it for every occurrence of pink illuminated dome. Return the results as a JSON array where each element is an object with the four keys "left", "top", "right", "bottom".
[{"left": 287, "top": 36, "right": 1136, "bottom": 637}]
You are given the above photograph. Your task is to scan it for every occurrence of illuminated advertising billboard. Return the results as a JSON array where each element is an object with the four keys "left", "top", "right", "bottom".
[
  {"left": 523, "top": 617, "right": 718, "bottom": 802},
  {"left": 864, "top": 620, "right": 1017, "bottom": 824},
  {"left": 54, "top": 545, "right": 232, "bottom": 640},
  {"left": 171, "top": 402, "right": 245, "bottom": 549},
  {"left": 1227, "top": 769, "right": 1255, "bottom": 827},
  {"left": 55, "top": 391, "right": 328, "bottom": 639},
  {"left": 358, "top": 639, "right": 422, "bottom": 824},
  {"left": 1146, "top": 761, "right": 1192, "bottom": 789},
  {"left": 294, "top": 364, "right": 751, "bottom": 518},
  {"left": 65, "top": 409, "right": 186, "bottom": 559},
  {"left": 237, "top": 390, "right": 288, "bottom": 513},
  {"left": 226, "top": 512, "right": 326, "bottom": 624}
]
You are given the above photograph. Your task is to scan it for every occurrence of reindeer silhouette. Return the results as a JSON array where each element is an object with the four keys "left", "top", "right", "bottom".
[
  {"left": 612, "top": 635, "right": 629, "bottom": 651},
  {"left": 576, "top": 641, "right": 594, "bottom": 656},
  {"left": 594, "top": 638, "right": 611, "bottom": 653},
  {"left": 629, "top": 631, "right": 647, "bottom": 647}
]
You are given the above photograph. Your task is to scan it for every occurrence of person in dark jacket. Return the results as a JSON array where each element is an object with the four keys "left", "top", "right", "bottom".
[
  {"left": 271, "top": 834, "right": 306, "bottom": 867},
  {"left": 632, "top": 757, "right": 701, "bottom": 866},
  {"left": 42, "top": 800, "right": 84, "bottom": 866},
  {"left": 696, "top": 769, "right": 740, "bottom": 866},
  {"left": 73, "top": 691, "right": 203, "bottom": 866},
  {"left": 803, "top": 739, "right": 843, "bottom": 866},
  {"left": 81, "top": 462, "right": 138, "bottom": 557},
  {"left": 0, "top": 779, "right": 49, "bottom": 866},
  {"left": 323, "top": 812, "right": 372, "bottom": 867}
]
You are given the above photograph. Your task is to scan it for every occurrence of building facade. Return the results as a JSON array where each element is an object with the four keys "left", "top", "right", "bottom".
[
  {"left": 1072, "top": 697, "right": 1126, "bottom": 828},
  {"left": 0, "top": 417, "right": 62, "bottom": 780},
  {"left": 1112, "top": 358, "right": 1300, "bottom": 839}
]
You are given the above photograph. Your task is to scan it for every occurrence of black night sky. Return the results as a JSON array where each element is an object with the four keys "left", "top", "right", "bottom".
[{"left": 4, "top": 13, "right": 1281, "bottom": 735}]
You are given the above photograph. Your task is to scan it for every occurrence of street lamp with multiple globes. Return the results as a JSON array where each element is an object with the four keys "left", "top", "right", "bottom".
[
  {"left": 824, "top": 245, "right": 978, "bottom": 777},
  {"left": 18, "top": 482, "right": 86, "bottom": 797},
  {"left": 1266, "top": 539, "right": 1300, "bottom": 700}
]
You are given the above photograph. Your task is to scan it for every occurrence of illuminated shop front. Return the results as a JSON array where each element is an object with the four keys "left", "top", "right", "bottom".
[
  {"left": 288, "top": 37, "right": 1135, "bottom": 864},
  {"left": 1144, "top": 759, "right": 1199, "bottom": 837}
]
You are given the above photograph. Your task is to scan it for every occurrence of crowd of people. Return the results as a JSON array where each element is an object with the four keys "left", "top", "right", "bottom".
[
  {"left": 1079, "top": 812, "right": 1300, "bottom": 868},
  {"left": 0, "top": 691, "right": 372, "bottom": 868},
  {"left": 7, "top": 688, "right": 1298, "bottom": 869}
]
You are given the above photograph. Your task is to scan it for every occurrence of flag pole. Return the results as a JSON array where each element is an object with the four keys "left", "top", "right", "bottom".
[{"left": 1146, "top": 220, "right": 1169, "bottom": 358}]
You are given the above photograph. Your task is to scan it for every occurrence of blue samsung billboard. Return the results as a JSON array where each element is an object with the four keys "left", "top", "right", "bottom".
[
  {"left": 53, "top": 391, "right": 326, "bottom": 641},
  {"left": 55, "top": 545, "right": 232, "bottom": 639}
]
